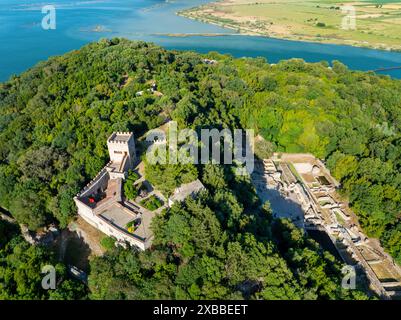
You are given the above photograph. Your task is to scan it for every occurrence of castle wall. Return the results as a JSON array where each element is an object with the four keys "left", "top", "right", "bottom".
[
  {"left": 74, "top": 131, "right": 147, "bottom": 251},
  {"left": 108, "top": 141, "right": 128, "bottom": 163},
  {"left": 96, "top": 216, "right": 147, "bottom": 250},
  {"left": 77, "top": 167, "right": 110, "bottom": 198},
  {"left": 74, "top": 197, "right": 146, "bottom": 251}
]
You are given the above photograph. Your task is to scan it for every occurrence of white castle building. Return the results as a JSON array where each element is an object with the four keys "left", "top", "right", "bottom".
[{"left": 74, "top": 132, "right": 154, "bottom": 250}]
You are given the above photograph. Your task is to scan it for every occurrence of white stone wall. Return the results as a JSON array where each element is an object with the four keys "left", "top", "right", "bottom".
[
  {"left": 74, "top": 197, "right": 146, "bottom": 251},
  {"left": 107, "top": 132, "right": 136, "bottom": 168},
  {"left": 109, "top": 171, "right": 126, "bottom": 180},
  {"left": 77, "top": 168, "right": 109, "bottom": 198},
  {"left": 74, "top": 132, "right": 145, "bottom": 250},
  {"left": 107, "top": 141, "right": 127, "bottom": 163}
]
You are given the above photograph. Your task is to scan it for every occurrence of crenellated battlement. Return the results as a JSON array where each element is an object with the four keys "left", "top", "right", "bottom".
[
  {"left": 76, "top": 131, "right": 137, "bottom": 198},
  {"left": 73, "top": 131, "right": 153, "bottom": 251},
  {"left": 76, "top": 161, "right": 111, "bottom": 197},
  {"left": 107, "top": 132, "right": 136, "bottom": 168},
  {"left": 107, "top": 132, "right": 133, "bottom": 144}
]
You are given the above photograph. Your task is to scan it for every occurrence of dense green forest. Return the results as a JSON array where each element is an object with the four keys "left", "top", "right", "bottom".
[
  {"left": 0, "top": 38, "right": 400, "bottom": 298},
  {"left": 0, "top": 220, "right": 86, "bottom": 299}
]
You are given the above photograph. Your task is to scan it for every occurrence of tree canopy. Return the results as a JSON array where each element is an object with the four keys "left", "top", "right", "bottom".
[{"left": 0, "top": 38, "right": 400, "bottom": 298}]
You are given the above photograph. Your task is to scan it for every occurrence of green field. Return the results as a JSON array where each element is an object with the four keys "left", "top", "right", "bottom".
[{"left": 180, "top": 0, "right": 401, "bottom": 50}]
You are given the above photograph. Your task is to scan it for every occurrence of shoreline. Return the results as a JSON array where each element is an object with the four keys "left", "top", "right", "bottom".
[
  {"left": 176, "top": 6, "right": 401, "bottom": 53},
  {"left": 151, "top": 32, "right": 237, "bottom": 37}
]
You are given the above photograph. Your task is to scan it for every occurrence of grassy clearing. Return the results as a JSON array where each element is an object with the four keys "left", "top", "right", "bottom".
[
  {"left": 179, "top": 0, "right": 401, "bottom": 50},
  {"left": 288, "top": 162, "right": 304, "bottom": 183},
  {"left": 335, "top": 211, "right": 346, "bottom": 225}
]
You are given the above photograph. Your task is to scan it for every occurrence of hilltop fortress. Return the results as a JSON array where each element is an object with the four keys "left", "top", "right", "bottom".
[
  {"left": 74, "top": 131, "right": 204, "bottom": 251},
  {"left": 73, "top": 132, "right": 156, "bottom": 250}
]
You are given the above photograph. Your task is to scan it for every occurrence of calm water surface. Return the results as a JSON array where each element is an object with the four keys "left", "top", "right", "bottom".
[{"left": 1, "top": 0, "right": 401, "bottom": 81}]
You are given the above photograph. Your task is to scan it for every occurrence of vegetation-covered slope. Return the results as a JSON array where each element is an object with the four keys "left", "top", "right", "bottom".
[
  {"left": 0, "top": 220, "right": 87, "bottom": 299},
  {"left": 0, "top": 38, "right": 400, "bottom": 292}
]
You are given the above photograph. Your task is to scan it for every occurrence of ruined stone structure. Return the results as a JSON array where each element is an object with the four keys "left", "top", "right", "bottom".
[{"left": 253, "top": 152, "right": 401, "bottom": 299}]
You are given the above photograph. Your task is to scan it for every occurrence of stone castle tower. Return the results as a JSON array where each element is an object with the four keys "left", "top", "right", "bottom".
[{"left": 107, "top": 132, "right": 136, "bottom": 177}]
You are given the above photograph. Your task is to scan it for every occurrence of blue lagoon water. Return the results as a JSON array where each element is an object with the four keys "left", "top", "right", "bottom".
[{"left": 1, "top": 0, "right": 401, "bottom": 81}]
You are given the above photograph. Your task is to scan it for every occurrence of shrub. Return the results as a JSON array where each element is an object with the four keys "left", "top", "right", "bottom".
[
  {"left": 141, "top": 195, "right": 163, "bottom": 211},
  {"left": 100, "top": 236, "right": 115, "bottom": 250},
  {"left": 124, "top": 170, "right": 140, "bottom": 200}
]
